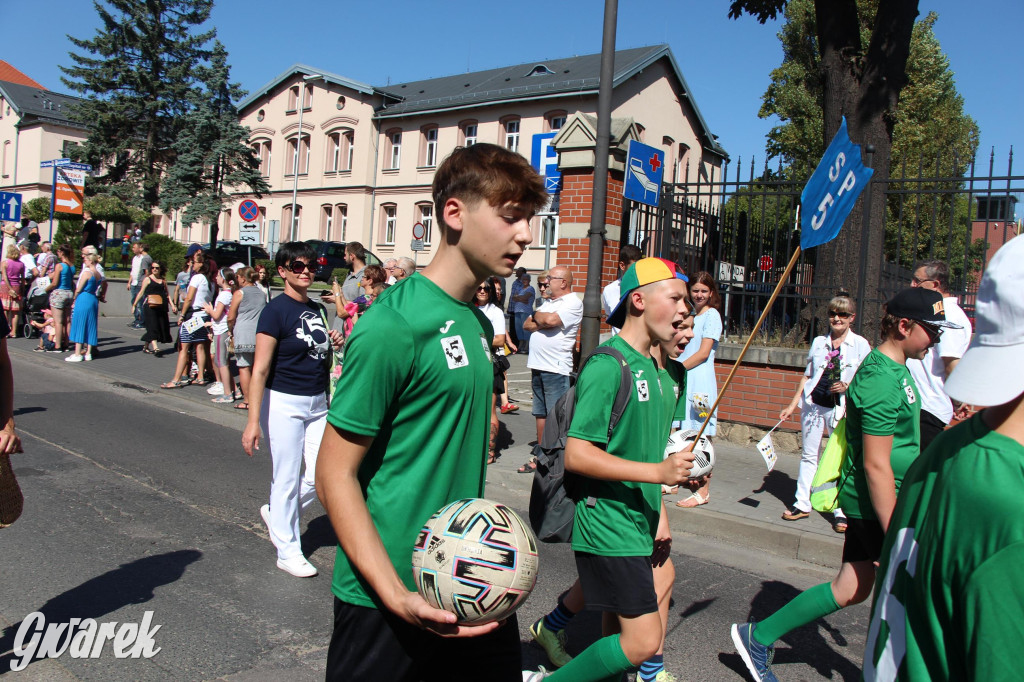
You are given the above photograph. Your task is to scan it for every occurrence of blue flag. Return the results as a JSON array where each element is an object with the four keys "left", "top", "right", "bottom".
[{"left": 800, "top": 117, "right": 874, "bottom": 250}]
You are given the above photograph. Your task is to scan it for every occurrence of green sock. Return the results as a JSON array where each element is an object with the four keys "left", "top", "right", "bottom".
[
  {"left": 546, "top": 633, "right": 632, "bottom": 682},
  {"left": 753, "top": 581, "right": 841, "bottom": 646}
]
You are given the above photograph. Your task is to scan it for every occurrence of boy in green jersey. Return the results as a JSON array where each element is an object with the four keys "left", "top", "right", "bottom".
[
  {"left": 730, "top": 287, "right": 961, "bottom": 682},
  {"left": 864, "top": 235, "right": 1024, "bottom": 681},
  {"left": 315, "top": 143, "right": 547, "bottom": 682},
  {"left": 523, "top": 258, "right": 697, "bottom": 682}
]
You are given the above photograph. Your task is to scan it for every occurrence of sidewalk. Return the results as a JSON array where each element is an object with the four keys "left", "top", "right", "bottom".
[{"left": 10, "top": 314, "right": 843, "bottom": 567}]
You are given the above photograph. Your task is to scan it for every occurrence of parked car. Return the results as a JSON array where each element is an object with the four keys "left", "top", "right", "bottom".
[
  {"left": 205, "top": 241, "right": 270, "bottom": 267},
  {"left": 305, "top": 240, "right": 381, "bottom": 283}
]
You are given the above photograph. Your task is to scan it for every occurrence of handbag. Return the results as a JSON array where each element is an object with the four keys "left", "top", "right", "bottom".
[
  {"left": 810, "top": 418, "right": 849, "bottom": 512},
  {"left": 147, "top": 294, "right": 164, "bottom": 308}
]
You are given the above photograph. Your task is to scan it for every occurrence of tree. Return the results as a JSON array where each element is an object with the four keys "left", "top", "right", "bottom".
[
  {"left": 60, "top": 0, "right": 215, "bottom": 210},
  {"left": 731, "top": 0, "right": 922, "bottom": 335},
  {"left": 161, "top": 41, "right": 269, "bottom": 248}
]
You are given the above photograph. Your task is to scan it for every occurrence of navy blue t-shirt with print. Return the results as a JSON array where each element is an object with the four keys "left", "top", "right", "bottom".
[{"left": 256, "top": 294, "right": 330, "bottom": 396}]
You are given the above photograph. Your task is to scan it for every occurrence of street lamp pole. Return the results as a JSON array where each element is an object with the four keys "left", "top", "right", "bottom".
[{"left": 290, "top": 73, "right": 322, "bottom": 242}]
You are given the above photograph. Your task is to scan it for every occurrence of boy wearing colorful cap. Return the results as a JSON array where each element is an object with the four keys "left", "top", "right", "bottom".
[
  {"left": 863, "top": 235, "right": 1024, "bottom": 681},
  {"left": 524, "top": 258, "right": 695, "bottom": 682},
  {"left": 731, "top": 286, "right": 961, "bottom": 682}
]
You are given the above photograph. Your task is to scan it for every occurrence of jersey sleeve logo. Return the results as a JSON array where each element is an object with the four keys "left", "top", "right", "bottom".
[
  {"left": 902, "top": 379, "right": 917, "bottom": 404},
  {"left": 636, "top": 379, "right": 649, "bottom": 402},
  {"left": 441, "top": 335, "right": 469, "bottom": 369}
]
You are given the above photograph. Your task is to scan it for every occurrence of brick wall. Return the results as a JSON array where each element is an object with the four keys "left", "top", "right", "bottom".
[{"left": 712, "top": 358, "right": 804, "bottom": 432}]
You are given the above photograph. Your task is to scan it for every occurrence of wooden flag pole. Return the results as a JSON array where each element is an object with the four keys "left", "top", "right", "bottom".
[{"left": 693, "top": 245, "right": 803, "bottom": 443}]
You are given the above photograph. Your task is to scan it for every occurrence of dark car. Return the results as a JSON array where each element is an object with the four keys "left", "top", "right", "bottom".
[
  {"left": 305, "top": 240, "right": 381, "bottom": 283},
  {"left": 205, "top": 241, "right": 270, "bottom": 268}
]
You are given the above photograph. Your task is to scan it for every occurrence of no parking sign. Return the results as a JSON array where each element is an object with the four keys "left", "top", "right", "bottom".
[{"left": 238, "top": 200, "right": 260, "bottom": 223}]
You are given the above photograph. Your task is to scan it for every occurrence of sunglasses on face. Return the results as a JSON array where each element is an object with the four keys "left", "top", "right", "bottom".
[
  {"left": 538, "top": 282, "right": 549, "bottom": 288},
  {"left": 828, "top": 311, "right": 852, "bottom": 319},
  {"left": 287, "top": 260, "right": 314, "bottom": 274},
  {"left": 916, "top": 321, "right": 943, "bottom": 341}
]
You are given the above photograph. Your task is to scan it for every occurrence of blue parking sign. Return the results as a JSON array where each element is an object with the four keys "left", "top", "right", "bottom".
[
  {"left": 531, "top": 133, "right": 561, "bottom": 194},
  {"left": 800, "top": 117, "right": 873, "bottom": 249},
  {"left": 0, "top": 192, "right": 21, "bottom": 222},
  {"left": 623, "top": 140, "right": 664, "bottom": 207}
]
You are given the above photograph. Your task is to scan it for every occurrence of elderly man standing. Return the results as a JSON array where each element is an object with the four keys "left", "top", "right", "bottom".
[
  {"left": 523, "top": 265, "right": 583, "bottom": 456},
  {"left": 382, "top": 258, "right": 399, "bottom": 285},
  {"left": 396, "top": 257, "right": 416, "bottom": 280},
  {"left": 906, "top": 259, "right": 973, "bottom": 450}
]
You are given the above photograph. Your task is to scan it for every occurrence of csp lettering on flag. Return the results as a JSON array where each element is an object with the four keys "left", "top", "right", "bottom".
[{"left": 800, "top": 117, "right": 874, "bottom": 249}]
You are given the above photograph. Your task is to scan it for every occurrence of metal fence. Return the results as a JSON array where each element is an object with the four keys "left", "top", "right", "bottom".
[{"left": 622, "top": 149, "right": 1023, "bottom": 345}]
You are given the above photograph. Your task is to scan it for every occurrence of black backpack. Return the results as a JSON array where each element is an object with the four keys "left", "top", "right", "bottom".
[{"left": 528, "top": 346, "right": 632, "bottom": 543}]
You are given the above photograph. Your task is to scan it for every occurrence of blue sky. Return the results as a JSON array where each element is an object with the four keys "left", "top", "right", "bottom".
[{"left": 5, "top": 0, "right": 1021, "bottom": 177}]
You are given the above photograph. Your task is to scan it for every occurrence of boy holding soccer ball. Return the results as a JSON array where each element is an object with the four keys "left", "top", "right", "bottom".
[
  {"left": 316, "top": 143, "right": 547, "bottom": 681},
  {"left": 524, "top": 258, "right": 698, "bottom": 682}
]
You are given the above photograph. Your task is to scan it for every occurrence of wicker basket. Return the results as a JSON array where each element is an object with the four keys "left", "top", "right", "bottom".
[{"left": 0, "top": 452, "right": 23, "bottom": 528}]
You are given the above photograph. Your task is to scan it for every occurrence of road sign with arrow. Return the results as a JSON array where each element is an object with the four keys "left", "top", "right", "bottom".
[
  {"left": 0, "top": 191, "right": 21, "bottom": 222},
  {"left": 55, "top": 168, "right": 85, "bottom": 215}
]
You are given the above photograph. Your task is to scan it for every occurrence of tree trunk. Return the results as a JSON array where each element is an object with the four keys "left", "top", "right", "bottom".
[{"left": 811, "top": 0, "right": 919, "bottom": 342}]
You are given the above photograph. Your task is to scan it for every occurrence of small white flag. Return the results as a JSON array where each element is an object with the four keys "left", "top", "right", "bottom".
[{"left": 755, "top": 419, "right": 784, "bottom": 472}]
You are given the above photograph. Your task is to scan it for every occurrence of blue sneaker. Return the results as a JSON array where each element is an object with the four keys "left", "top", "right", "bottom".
[{"left": 731, "top": 621, "right": 777, "bottom": 681}]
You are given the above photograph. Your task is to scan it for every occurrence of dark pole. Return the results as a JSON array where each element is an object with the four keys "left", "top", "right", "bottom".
[{"left": 580, "top": 0, "right": 618, "bottom": 358}]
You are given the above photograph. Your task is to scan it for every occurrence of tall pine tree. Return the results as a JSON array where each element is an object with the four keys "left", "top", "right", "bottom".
[
  {"left": 162, "top": 41, "right": 270, "bottom": 247},
  {"left": 60, "top": 0, "right": 215, "bottom": 210}
]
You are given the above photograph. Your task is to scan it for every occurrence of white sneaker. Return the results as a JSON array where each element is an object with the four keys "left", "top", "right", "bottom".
[
  {"left": 522, "top": 667, "right": 550, "bottom": 681},
  {"left": 259, "top": 504, "right": 275, "bottom": 546},
  {"left": 276, "top": 555, "right": 317, "bottom": 578},
  {"left": 83, "top": 354, "right": 92, "bottom": 362},
  {"left": 64, "top": 354, "right": 83, "bottom": 363},
  {"left": 206, "top": 382, "right": 224, "bottom": 395}
]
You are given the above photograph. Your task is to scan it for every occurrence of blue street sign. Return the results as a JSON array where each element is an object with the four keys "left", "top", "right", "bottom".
[
  {"left": 40, "top": 158, "right": 71, "bottom": 168},
  {"left": 0, "top": 192, "right": 21, "bottom": 222},
  {"left": 40, "top": 159, "right": 92, "bottom": 171},
  {"left": 531, "top": 133, "right": 561, "bottom": 194},
  {"left": 800, "top": 117, "right": 874, "bottom": 250},
  {"left": 623, "top": 140, "right": 665, "bottom": 207}
]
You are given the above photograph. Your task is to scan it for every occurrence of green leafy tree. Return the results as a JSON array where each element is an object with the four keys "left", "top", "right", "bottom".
[
  {"left": 161, "top": 41, "right": 269, "bottom": 248},
  {"left": 60, "top": 0, "right": 215, "bottom": 210},
  {"left": 23, "top": 198, "right": 52, "bottom": 225}
]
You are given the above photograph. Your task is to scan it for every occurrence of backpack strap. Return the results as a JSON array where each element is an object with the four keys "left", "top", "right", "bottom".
[{"left": 581, "top": 346, "right": 633, "bottom": 442}]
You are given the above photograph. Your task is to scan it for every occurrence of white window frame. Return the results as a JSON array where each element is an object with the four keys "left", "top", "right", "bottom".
[
  {"left": 549, "top": 115, "right": 566, "bottom": 131},
  {"left": 504, "top": 119, "right": 520, "bottom": 152},
  {"left": 389, "top": 131, "right": 402, "bottom": 169},
  {"left": 344, "top": 131, "right": 354, "bottom": 171},
  {"left": 327, "top": 132, "right": 340, "bottom": 172},
  {"left": 424, "top": 128, "right": 438, "bottom": 167},
  {"left": 384, "top": 206, "right": 397, "bottom": 244},
  {"left": 336, "top": 204, "right": 348, "bottom": 240},
  {"left": 464, "top": 123, "right": 477, "bottom": 146},
  {"left": 322, "top": 205, "right": 333, "bottom": 240},
  {"left": 419, "top": 204, "right": 433, "bottom": 246}
]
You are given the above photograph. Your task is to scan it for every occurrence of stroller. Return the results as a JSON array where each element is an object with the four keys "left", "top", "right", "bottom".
[{"left": 21, "top": 289, "right": 50, "bottom": 339}]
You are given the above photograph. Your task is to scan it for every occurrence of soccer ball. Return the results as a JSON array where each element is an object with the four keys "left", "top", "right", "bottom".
[
  {"left": 411, "top": 498, "right": 539, "bottom": 624},
  {"left": 664, "top": 429, "right": 716, "bottom": 479}
]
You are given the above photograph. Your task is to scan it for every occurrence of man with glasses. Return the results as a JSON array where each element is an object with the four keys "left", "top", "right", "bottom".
[
  {"left": 383, "top": 258, "right": 399, "bottom": 285},
  {"left": 907, "top": 260, "right": 973, "bottom": 450},
  {"left": 524, "top": 265, "right": 583, "bottom": 449}
]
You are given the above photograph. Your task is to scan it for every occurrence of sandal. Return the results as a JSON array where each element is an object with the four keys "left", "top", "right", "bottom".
[
  {"left": 193, "top": 379, "right": 211, "bottom": 386},
  {"left": 782, "top": 507, "right": 810, "bottom": 521},
  {"left": 517, "top": 459, "right": 537, "bottom": 474},
  {"left": 832, "top": 517, "right": 848, "bottom": 534},
  {"left": 160, "top": 379, "right": 191, "bottom": 389},
  {"left": 212, "top": 395, "right": 236, "bottom": 404},
  {"left": 675, "top": 491, "right": 709, "bottom": 508},
  {"left": 234, "top": 402, "right": 249, "bottom": 410},
  {"left": 142, "top": 348, "right": 154, "bottom": 355}
]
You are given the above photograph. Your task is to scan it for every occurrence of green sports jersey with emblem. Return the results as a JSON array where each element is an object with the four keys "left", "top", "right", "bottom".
[
  {"left": 659, "top": 357, "right": 688, "bottom": 427},
  {"left": 863, "top": 415, "right": 1024, "bottom": 681},
  {"left": 569, "top": 335, "right": 673, "bottom": 557},
  {"left": 838, "top": 348, "right": 921, "bottom": 520},
  {"left": 327, "top": 273, "right": 494, "bottom": 608}
]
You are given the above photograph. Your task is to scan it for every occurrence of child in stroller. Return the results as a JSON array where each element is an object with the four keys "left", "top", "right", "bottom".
[{"left": 23, "top": 291, "right": 51, "bottom": 342}]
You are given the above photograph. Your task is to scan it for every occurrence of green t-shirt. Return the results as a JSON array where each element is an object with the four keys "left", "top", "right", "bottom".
[
  {"left": 863, "top": 415, "right": 1024, "bottom": 681},
  {"left": 569, "top": 336, "right": 674, "bottom": 557},
  {"left": 658, "top": 358, "right": 688, "bottom": 428},
  {"left": 838, "top": 349, "right": 921, "bottom": 520},
  {"left": 327, "top": 273, "right": 494, "bottom": 608}
]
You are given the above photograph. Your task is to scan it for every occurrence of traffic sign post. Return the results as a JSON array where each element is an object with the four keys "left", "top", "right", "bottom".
[
  {"left": 623, "top": 140, "right": 665, "bottom": 207},
  {"left": 531, "top": 132, "right": 561, "bottom": 194},
  {"left": 238, "top": 223, "right": 260, "bottom": 245},
  {"left": 41, "top": 158, "right": 92, "bottom": 240},
  {"left": 0, "top": 192, "right": 21, "bottom": 222},
  {"left": 238, "top": 200, "right": 260, "bottom": 223}
]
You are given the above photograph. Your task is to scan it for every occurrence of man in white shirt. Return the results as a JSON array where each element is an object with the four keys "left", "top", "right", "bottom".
[
  {"left": 907, "top": 259, "right": 973, "bottom": 450},
  {"left": 601, "top": 244, "right": 642, "bottom": 336},
  {"left": 127, "top": 242, "right": 152, "bottom": 329},
  {"left": 382, "top": 258, "right": 399, "bottom": 285},
  {"left": 524, "top": 265, "right": 584, "bottom": 445}
]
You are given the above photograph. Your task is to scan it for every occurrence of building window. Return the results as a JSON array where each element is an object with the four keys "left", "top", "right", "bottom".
[
  {"left": 344, "top": 131, "right": 354, "bottom": 171},
  {"left": 302, "top": 83, "right": 312, "bottom": 110},
  {"left": 326, "top": 132, "right": 341, "bottom": 172},
  {"left": 421, "top": 126, "right": 438, "bottom": 167},
  {"left": 251, "top": 140, "right": 272, "bottom": 177},
  {"left": 419, "top": 204, "right": 433, "bottom": 245},
  {"left": 283, "top": 204, "right": 302, "bottom": 238},
  {"left": 386, "top": 130, "right": 402, "bottom": 170},
  {"left": 335, "top": 204, "right": 348, "bottom": 240},
  {"left": 382, "top": 205, "right": 397, "bottom": 245},
  {"left": 461, "top": 121, "right": 478, "bottom": 146},
  {"left": 546, "top": 111, "right": 567, "bottom": 132},
  {"left": 321, "top": 205, "right": 333, "bottom": 240},
  {"left": 1, "top": 141, "right": 9, "bottom": 178},
  {"left": 286, "top": 134, "right": 310, "bottom": 176},
  {"left": 538, "top": 214, "right": 559, "bottom": 247},
  {"left": 287, "top": 86, "right": 299, "bottom": 112},
  {"left": 503, "top": 118, "right": 520, "bottom": 152}
]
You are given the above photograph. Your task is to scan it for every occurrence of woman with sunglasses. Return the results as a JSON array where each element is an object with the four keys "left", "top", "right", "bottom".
[
  {"left": 779, "top": 293, "right": 871, "bottom": 532},
  {"left": 242, "top": 242, "right": 342, "bottom": 578},
  {"left": 474, "top": 279, "right": 511, "bottom": 464},
  {"left": 161, "top": 252, "right": 213, "bottom": 388},
  {"left": 133, "top": 261, "right": 176, "bottom": 356}
]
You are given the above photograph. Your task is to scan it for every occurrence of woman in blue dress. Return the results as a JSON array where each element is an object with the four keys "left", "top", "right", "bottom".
[
  {"left": 674, "top": 270, "right": 723, "bottom": 508},
  {"left": 65, "top": 247, "right": 106, "bottom": 362}
]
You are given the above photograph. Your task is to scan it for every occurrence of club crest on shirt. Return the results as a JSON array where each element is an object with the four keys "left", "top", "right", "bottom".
[
  {"left": 296, "top": 311, "right": 330, "bottom": 360},
  {"left": 441, "top": 335, "right": 469, "bottom": 369},
  {"left": 479, "top": 335, "right": 492, "bottom": 361},
  {"left": 636, "top": 379, "right": 649, "bottom": 402},
  {"left": 902, "top": 378, "right": 917, "bottom": 404}
]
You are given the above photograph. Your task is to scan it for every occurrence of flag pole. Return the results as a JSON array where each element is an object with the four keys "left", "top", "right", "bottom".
[{"left": 693, "top": 245, "right": 802, "bottom": 443}]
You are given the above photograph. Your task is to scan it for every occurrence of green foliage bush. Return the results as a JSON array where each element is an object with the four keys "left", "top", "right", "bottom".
[{"left": 142, "top": 234, "right": 187, "bottom": 280}]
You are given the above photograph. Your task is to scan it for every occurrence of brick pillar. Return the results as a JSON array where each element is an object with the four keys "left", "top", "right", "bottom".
[{"left": 557, "top": 168, "right": 626, "bottom": 332}]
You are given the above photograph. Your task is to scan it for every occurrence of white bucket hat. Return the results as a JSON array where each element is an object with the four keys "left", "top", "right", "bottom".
[{"left": 944, "top": 234, "right": 1024, "bottom": 406}]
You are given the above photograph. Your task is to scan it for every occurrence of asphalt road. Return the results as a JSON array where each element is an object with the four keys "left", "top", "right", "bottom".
[{"left": 0, "top": 354, "right": 868, "bottom": 681}]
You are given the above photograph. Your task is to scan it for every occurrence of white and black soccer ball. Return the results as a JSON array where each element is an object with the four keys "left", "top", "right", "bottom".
[
  {"left": 664, "top": 429, "right": 716, "bottom": 479},
  {"left": 411, "top": 498, "right": 539, "bottom": 624}
]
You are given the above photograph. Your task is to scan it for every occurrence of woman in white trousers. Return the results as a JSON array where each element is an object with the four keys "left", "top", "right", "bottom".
[{"left": 779, "top": 294, "right": 871, "bottom": 532}]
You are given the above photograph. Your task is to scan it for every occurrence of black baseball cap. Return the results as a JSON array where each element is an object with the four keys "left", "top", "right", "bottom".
[{"left": 886, "top": 288, "right": 962, "bottom": 328}]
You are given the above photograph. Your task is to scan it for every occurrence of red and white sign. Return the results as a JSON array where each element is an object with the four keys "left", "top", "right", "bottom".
[
  {"left": 758, "top": 255, "right": 773, "bottom": 272},
  {"left": 55, "top": 168, "right": 85, "bottom": 215},
  {"left": 411, "top": 222, "right": 426, "bottom": 240}
]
